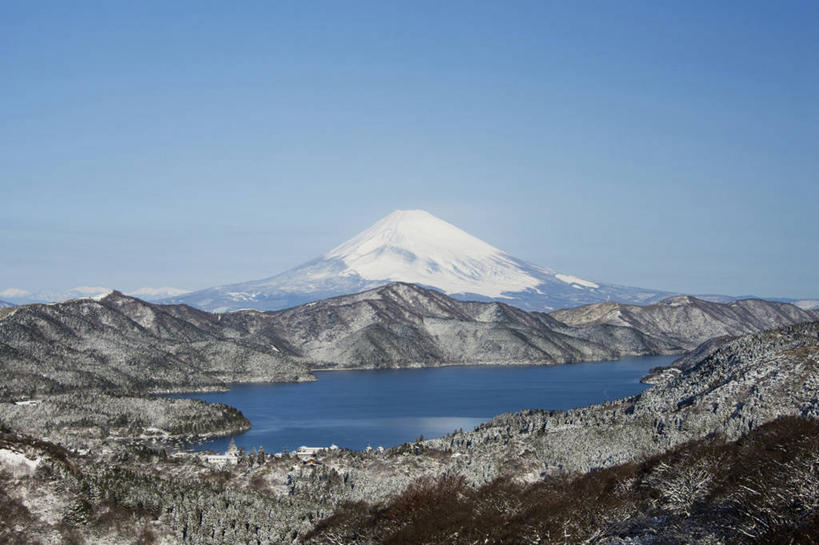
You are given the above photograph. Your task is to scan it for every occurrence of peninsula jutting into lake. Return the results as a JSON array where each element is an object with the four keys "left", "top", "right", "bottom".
[
  {"left": 4, "top": 2, "right": 818, "bottom": 543},
  {"left": 2, "top": 285, "right": 818, "bottom": 543}
]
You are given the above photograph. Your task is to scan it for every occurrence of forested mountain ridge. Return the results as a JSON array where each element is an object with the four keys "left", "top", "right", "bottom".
[
  {"left": 0, "top": 293, "right": 313, "bottom": 401},
  {"left": 223, "top": 282, "right": 815, "bottom": 368},
  {"left": 2, "top": 321, "right": 818, "bottom": 544},
  {"left": 549, "top": 294, "right": 818, "bottom": 349},
  {"left": 1, "top": 283, "right": 815, "bottom": 402}
]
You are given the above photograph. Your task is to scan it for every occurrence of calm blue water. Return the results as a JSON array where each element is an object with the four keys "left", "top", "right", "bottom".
[{"left": 171, "top": 355, "right": 675, "bottom": 453}]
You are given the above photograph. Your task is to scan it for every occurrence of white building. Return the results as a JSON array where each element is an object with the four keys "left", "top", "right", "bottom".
[
  {"left": 295, "top": 444, "right": 339, "bottom": 459},
  {"left": 202, "top": 440, "right": 240, "bottom": 466}
]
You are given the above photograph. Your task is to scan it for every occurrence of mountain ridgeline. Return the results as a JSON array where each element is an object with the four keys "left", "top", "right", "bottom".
[
  {"left": 0, "top": 295, "right": 314, "bottom": 401},
  {"left": 550, "top": 294, "right": 819, "bottom": 350},
  {"left": 164, "top": 210, "right": 677, "bottom": 312},
  {"left": 241, "top": 282, "right": 817, "bottom": 368},
  {"left": 0, "top": 282, "right": 816, "bottom": 401},
  {"left": 3, "top": 321, "right": 816, "bottom": 545},
  {"left": 306, "top": 321, "right": 819, "bottom": 544}
]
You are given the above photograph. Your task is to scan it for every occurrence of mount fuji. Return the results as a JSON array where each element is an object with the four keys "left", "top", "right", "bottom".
[{"left": 167, "top": 210, "right": 674, "bottom": 312}]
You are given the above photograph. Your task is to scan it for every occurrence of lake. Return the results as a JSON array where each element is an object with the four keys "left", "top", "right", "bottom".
[{"left": 171, "top": 355, "right": 676, "bottom": 453}]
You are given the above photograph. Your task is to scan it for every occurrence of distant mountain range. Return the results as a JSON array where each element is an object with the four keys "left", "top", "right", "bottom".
[
  {"left": 164, "top": 210, "right": 678, "bottom": 312},
  {"left": 793, "top": 299, "right": 819, "bottom": 310},
  {"left": 164, "top": 210, "right": 818, "bottom": 313},
  {"left": 1, "top": 283, "right": 815, "bottom": 401},
  {"left": 0, "top": 286, "right": 190, "bottom": 306},
  {"left": 5, "top": 211, "right": 815, "bottom": 312},
  {"left": 0, "top": 299, "right": 13, "bottom": 308}
]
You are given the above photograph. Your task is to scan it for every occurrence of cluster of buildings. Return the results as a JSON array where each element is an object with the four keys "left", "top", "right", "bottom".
[{"left": 200, "top": 442, "right": 341, "bottom": 467}]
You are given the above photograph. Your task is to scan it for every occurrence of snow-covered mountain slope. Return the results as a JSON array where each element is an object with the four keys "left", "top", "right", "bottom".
[
  {"left": 325, "top": 209, "right": 544, "bottom": 297},
  {"left": 793, "top": 299, "right": 819, "bottom": 311},
  {"left": 0, "top": 299, "right": 14, "bottom": 309},
  {"left": 167, "top": 210, "right": 676, "bottom": 312}
]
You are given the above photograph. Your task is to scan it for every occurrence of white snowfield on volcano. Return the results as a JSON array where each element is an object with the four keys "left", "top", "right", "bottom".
[
  {"left": 167, "top": 209, "right": 674, "bottom": 312},
  {"left": 324, "top": 210, "right": 548, "bottom": 298}
]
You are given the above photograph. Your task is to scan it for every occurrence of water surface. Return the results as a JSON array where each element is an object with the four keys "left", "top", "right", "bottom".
[{"left": 172, "top": 355, "right": 675, "bottom": 453}]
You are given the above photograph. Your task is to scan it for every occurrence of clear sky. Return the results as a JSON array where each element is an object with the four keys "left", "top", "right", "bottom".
[{"left": 2, "top": 1, "right": 817, "bottom": 300}]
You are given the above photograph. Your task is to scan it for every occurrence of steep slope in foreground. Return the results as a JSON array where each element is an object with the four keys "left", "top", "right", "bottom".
[
  {"left": 0, "top": 293, "right": 312, "bottom": 401},
  {"left": 167, "top": 210, "right": 674, "bottom": 312},
  {"left": 295, "top": 321, "right": 819, "bottom": 544},
  {"left": 222, "top": 282, "right": 816, "bottom": 369},
  {"left": 1, "top": 323, "right": 817, "bottom": 545},
  {"left": 307, "top": 417, "right": 819, "bottom": 545},
  {"left": 425, "top": 320, "right": 819, "bottom": 477}
]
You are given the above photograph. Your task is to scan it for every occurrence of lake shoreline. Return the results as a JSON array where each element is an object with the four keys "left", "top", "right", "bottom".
[{"left": 172, "top": 354, "right": 678, "bottom": 454}]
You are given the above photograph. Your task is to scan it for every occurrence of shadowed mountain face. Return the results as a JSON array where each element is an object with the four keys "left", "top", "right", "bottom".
[
  {"left": 165, "top": 210, "right": 676, "bottom": 312},
  {"left": 0, "top": 300, "right": 13, "bottom": 309},
  {"left": 1, "top": 283, "right": 815, "bottom": 401}
]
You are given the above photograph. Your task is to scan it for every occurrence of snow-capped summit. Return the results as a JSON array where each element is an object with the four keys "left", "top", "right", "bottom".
[
  {"left": 166, "top": 210, "right": 673, "bottom": 312},
  {"left": 325, "top": 209, "right": 545, "bottom": 298}
]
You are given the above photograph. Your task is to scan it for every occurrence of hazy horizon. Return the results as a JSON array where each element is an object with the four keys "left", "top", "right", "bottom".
[{"left": 2, "top": 2, "right": 817, "bottom": 300}]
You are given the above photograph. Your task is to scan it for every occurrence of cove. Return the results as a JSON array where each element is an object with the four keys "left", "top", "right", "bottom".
[{"left": 171, "top": 355, "right": 677, "bottom": 454}]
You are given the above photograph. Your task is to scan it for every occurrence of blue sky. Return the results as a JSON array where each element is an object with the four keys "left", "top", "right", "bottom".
[{"left": 1, "top": 1, "right": 817, "bottom": 300}]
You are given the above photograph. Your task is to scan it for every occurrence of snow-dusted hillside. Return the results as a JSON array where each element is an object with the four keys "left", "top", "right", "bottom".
[
  {"left": 167, "top": 210, "right": 674, "bottom": 312},
  {"left": 793, "top": 299, "right": 819, "bottom": 311}
]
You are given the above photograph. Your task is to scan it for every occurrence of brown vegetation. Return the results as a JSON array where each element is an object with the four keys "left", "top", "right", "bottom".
[{"left": 305, "top": 416, "right": 819, "bottom": 544}]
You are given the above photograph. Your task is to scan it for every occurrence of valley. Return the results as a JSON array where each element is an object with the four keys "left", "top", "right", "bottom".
[
  {"left": 2, "top": 319, "right": 818, "bottom": 544},
  {"left": 1, "top": 281, "right": 817, "bottom": 544}
]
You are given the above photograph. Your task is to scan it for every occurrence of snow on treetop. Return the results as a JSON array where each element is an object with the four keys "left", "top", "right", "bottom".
[{"left": 324, "top": 210, "right": 542, "bottom": 298}]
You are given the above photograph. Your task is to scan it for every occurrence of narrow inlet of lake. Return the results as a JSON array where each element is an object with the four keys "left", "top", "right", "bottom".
[{"left": 170, "top": 355, "right": 676, "bottom": 453}]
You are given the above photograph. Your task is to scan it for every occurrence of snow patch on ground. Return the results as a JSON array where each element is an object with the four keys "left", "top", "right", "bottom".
[{"left": 0, "top": 448, "right": 40, "bottom": 476}]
